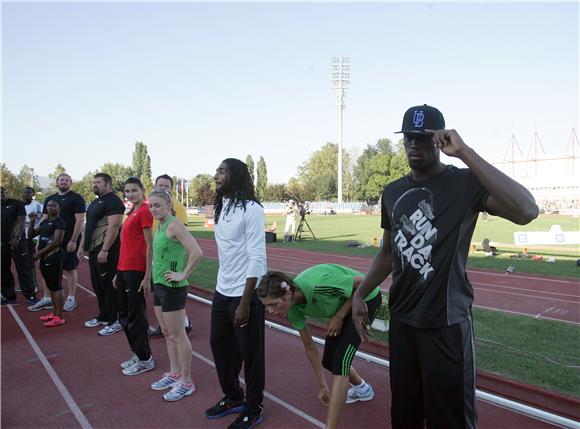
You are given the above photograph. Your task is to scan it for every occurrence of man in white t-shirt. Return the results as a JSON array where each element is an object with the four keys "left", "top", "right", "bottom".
[
  {"left": 22, "top": 187, "right": 43, "bottom": 292},
  {"left": 205, "top": 158, "right": 267, "bottom": 429}
]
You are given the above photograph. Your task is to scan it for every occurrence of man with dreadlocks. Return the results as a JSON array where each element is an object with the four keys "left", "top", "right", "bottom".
[{"left": 205, "top": 158, "right": 267, "bottom": 429}]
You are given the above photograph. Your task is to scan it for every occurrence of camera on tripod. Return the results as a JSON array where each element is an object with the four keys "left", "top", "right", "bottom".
[{"left": 298, "top": 203, "right": 310, "bottom": 218}]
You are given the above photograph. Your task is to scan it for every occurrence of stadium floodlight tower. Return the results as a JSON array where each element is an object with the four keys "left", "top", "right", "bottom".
[{"left": 331, "top": 56, "right": 349, "bottom": 204}]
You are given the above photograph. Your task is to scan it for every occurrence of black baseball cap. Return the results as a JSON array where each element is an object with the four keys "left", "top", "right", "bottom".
[{"left": 395, "top": 104, "right": 445, "bottom": 135}]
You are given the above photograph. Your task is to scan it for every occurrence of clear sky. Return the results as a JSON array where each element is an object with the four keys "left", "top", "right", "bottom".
[{"left": 2, "top": 1, "right": 579, "bottom": 185}]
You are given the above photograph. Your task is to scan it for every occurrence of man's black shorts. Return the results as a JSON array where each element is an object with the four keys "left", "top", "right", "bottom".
[
  {"left": 153, "top": 283, "right": 188, "bottom": 312},
  {"left": 62, "top": 250, "right": 79, "bottom": 271}
]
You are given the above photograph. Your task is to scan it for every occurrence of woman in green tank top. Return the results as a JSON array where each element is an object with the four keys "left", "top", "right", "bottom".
[{"left": 148, "top": 189, "right": 203, "bottom": 402}]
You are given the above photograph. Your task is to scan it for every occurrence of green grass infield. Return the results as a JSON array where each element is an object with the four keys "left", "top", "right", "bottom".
[{"left": 188, "top": 213, "right": 579, "bottom": 278}]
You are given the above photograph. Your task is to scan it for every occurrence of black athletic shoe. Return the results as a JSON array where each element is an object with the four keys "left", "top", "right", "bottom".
[
  {"left": 227, "top": 406, "right": 263, "bottom": 429},
  {"left": 1, "top": 297, "right": 17, "bottom": 305},
  {"left": 205, "top": 396, "right": 245, "bottom": 419},
  {"left": 185, "top": 320, "right": 193, "bottom": 335},
  {"left": 149, "top": 326, "right": 164, "bottom": 339}
]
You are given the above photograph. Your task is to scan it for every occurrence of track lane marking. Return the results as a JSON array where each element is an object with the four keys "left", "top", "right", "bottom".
[
  {"left": 6, "top": 305, "right": 93, "bottom": 429},
  {"left": 68, "top": 277, "right": 325, "bottom": 428},
  {"left": 191, "top": 350, "right": 325, "bottom": 428}
]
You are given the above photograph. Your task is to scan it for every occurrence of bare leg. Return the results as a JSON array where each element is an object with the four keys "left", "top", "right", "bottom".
[
  {"left": 63, "top": 269, "right": 77, "bottom": 298},
  {"left": 52, "top": 290, "right": 65, "bottom": 318},
  {"left": 349, "top": 366, "right": 363, "bottom": 386},
  {"left": 163, "top": 309, "right": 192, "bottom": 382},
  {"left": 155, "top": 306, "right": 180, "bottom": 374},
  {"left": 326, "top": 375, "right": 350, "bottom": 429}
]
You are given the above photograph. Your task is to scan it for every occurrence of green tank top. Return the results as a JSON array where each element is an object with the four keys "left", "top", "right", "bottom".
[{"left": 153, "top": 216, "right": 188, "bottom": 287}]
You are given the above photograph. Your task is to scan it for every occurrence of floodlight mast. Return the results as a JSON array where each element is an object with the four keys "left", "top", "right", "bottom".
[{"left": 331, "top": 57, "right": 349, "bottom": 204}]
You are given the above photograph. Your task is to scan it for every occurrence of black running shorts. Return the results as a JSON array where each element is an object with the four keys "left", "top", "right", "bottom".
[
  {"left": 322, "top": 292, "right": 382, "bottom": 376},
  {"left": 153, "top": 283, "right": 188, "bottom": 312}
]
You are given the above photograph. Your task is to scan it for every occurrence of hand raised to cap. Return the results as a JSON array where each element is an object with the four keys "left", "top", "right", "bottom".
[{"left": 425, "top": 129, "right": 469, "bottom": 158}]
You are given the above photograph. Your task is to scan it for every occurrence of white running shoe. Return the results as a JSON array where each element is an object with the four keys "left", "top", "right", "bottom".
[
  {"left": 151, "top": 373, "right": 181, "bottom": 391},
  {"left": 122, "top": 357, "right": 155, "bottom": 376},
  {"left": 27, "top": 297, "right": 53, "bottom": 312},
  {"left": 120, "top": 354, "right": 139, "bottom": 369},
  {"left": 84, "top": 318, "right": 108, "bottom": 328},
  {"left": 98, "top": 321, "right": 122, "bottom": 336},
  {"left": 63, "top": 296, "right": 77, "bottom": 312},
  {"left": 163, "top": 381, "right": 196, "bottom": 401},
  {"left": 346, "top": 382, "right": 374, "bottom": 404}
]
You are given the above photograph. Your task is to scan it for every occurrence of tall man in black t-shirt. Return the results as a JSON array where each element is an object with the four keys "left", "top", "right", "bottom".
[
  {"left": 1, "top": 186, "right": 37, "bottom": 304},
  {"left": 352, "top": 105, "right": 539, "bottom": 429},
  {"left": 29, "top": 174, "right": 86, "bottom": 313},
  {"left": 78, "top": 173, "right": 125, "bottom": 336}
]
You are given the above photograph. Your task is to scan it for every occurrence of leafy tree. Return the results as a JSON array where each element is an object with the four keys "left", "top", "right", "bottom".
[
  {"left": 100, "top": 163, "right": 135, "bottom": 195},
  {"left": 17, "top": 165, "right": 41, "bottom": 193},
  {"left": 188, "top": 174, "right": 215, "bottom": 206},
  {"left": 263, "top": 183, "right": 289, "bottom": 202},
  {"left": 353, "top": 138, "right": 396, "bottom": 203},
  {"left": 256, "top": 156, "right": 267, "bottom": 201},
  {"left": 287, "top": 177, "right": 316, "bottom": 202},
  {"left": 72, "top": 171, "right": 98, "bottom": 203},
  {"left": 73, "top": 164, "right": 134, "bottom": 201},
  {"left": 388, "top": 140, "right": 409, "bottom": 183},
  {"left": 46, "top": 164, "right": 67, "bottom": 195},
  {"left": 245, "top": 155, "right": 255, "bottom": 185},
  {"left": 132, "top": 141, "right": 153, "bottom": 192},
  {"left": 0, "top": 163, "right": 20, "bottom": 197},
  {"left": 297, "top": 142, "right": 352, "bottom": 201}
]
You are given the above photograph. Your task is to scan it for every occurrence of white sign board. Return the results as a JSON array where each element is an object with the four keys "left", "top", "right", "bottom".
[{"left": 513, "top": 225, "right": 580, "bottom": 245}]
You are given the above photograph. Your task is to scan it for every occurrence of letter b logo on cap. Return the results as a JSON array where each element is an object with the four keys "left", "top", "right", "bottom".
[{"left": 413, "top": 111, "right": 425, "bottom": 128}]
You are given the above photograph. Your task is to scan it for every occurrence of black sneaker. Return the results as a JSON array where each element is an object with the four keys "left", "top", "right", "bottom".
[
  {"left": 1, "top": 297, "right": 17, "bottom": 305},
  {"left": 205, "top": 396, "right": 245, "bottom": 419},
  {"left": 26, "top": 296, "right": 39, "bottom": 306},
  {"left": 227, "top": 406, "right": 263, "bottom": 429},
  {"left": 185, "top": 320, "right": 193, "bottom": 335},
  {"left": 149, "top": 326, "right": 164, "bottom": 339}
]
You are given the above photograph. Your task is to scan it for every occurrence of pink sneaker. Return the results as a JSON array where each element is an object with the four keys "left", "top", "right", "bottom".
[
  {"left": 44, "top": 316, "right": 65, "bottom": 327},
  {"left": 40, "top": 313, "right": 55, "bottom": 321}
]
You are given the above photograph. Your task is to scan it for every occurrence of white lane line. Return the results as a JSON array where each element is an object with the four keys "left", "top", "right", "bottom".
[
  {"left": 474, "top": 287, "right": 578, "bottom": 304},
  {"left": 470, "top": 282, "right": 579, "bottom": 299},
  {"left": 190, "top": 350, "right": 325, "bottom": 429},
  {"left": 473, "top": 305, "right": 580, "bottom": 326},
  {"left": 467, "top": 269, "right": 580, "bottom": 285},
  {"left": 69, "top": 278, "right": 325, "bottom": 428},
  {"left": 7, "top": 305, "right": 93, "bottom": 429}
]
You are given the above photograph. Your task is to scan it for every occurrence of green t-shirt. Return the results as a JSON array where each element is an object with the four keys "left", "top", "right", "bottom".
[{"left": 287, "top": 264, "right": 381, "bottom": 330}]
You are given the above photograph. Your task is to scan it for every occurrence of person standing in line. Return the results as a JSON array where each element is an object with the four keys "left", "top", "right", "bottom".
[
  {"left": 205, "top": 158, "right": 267, "bottom": 429},
  {"left": 28, "top": 174, "right": 86, "bottom": 313},
  {"left": 78, "top": 173, "right": 125, "bottom": 336},
  {"left": 149, "top": 174, "right": 193, "bottom": 339},
  {"left": 257, "top": 264, "right": 381, "bottom": 429},
  {"left": 1, "top": 186, "right": 37, "bottom": 305},
  {"left": 283, "top": 199, "right": 298, "bottom": 242},
  {"left": 22, "top": 187, "right": 43, "bottom": 293},
  {"left": 352, "top": 105, "right": 539, "bottom": 429},
  {"left": 28, "top": 201, "right": 66, "bottom": 327},
  {"left": 116, "top": 177, "right": 155, "bottom": 376},
  {"left": 148, "top": 188, "right": 203, "bottom": 401}
]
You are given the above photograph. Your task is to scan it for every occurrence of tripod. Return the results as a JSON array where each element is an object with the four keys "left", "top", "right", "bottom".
[{"left": 295, "top": 213, "right": 316, "bottom": 240}]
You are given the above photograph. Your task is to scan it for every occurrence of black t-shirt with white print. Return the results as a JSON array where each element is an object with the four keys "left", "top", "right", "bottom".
[{"left": 381, "top": 165, "right": 489, "bottom": 328}]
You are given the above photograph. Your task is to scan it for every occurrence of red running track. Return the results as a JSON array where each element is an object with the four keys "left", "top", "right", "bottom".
[
  {"left": 196, "top": 238, "right": 580, "bottom": 325},
  {"left": 1, "top": 262, "right": 567, "bottom": 429}
]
